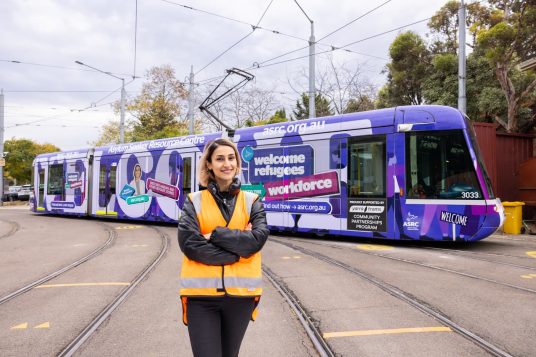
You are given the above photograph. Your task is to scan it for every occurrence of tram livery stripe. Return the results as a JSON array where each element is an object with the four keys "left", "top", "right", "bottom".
[{"left": 323, "top": 326, "right": 452, "bottom": 339}]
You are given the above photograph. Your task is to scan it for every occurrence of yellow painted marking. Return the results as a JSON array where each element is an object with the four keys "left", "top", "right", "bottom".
[
  {"left": 282, "top": 256, "right": 291, "bottom": 260},
  {"left": 521, "top": 275, "right": 533, "bottom": 279},
  {"left": 34, "top": 322, "right": 50, "bottom": 329},
  {"left": 292, "top": 256, "right": 301, "bottom": 259},
  {"left": 115, "top": 225, "right": 143, "bottom": 230},
  {"left": 527, "top": 251, "right": 536, "bottom": 258},
  {"left": 356, "top": 244, "right": 393, "bottom": 251},
  {"left": 35, "top": 282, "right": 130, "bottom": 289},
  {"left": 324, "top": 326, "right": 452, "bottom": 339},
  {"left": 96, "top": 210, "right": 118, "bottom": 216},
  {"left": 11, "top": 323, "right": 28, "bottom": 330},
  {"left": 131, "top": 244, "right": 148, "bottom": 247},
  {"left": 36, "top": 207, "right": 45, "bottom": 211}
]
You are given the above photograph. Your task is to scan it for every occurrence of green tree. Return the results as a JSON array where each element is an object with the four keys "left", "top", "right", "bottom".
[
  {"left": 293, "top": 93, "right": 334, "bottom": 120},
  {"left": 94, "top": 65, "right": 189, "bottom": 144},
  {"left": 378, "top": 31, "right": 430, "bottom": 107},
  {"left": 476, "top": 0, "right": 536, "bottom": 132},
  {"left": 128, "top": 65, "right": 189, "bottom": 140},
  {"left": 246, "top": 108, "right": 288, "bottom": 127},
  {"left": 4, "top": 138, "right": 60, "bottom": 184},
  {"left": 344, "top": 95, "right": 375, "bottom": 113}
]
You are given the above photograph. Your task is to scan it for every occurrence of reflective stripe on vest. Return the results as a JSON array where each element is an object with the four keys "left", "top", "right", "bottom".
[{"left": 180, "top": 189, "right": 262, "bottom": 298}]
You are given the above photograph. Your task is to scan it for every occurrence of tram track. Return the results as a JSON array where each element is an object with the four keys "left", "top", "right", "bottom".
[
  {"left": 291, "top": 238, "right": 536, "bottom": 295},
  {"left": 0, "top": 219, "right": 20, "bottom": 240},
  {"left": 57, "top": 226, "right": 169, "bottom": 357},
  {"left": 0, "top": 222, "right": 116, "bottom": 306},
  {"left": 262, "top": 265, "right": 335, "bottom": 357},
  {"left": 270, "top": 237, "right": 514, "bottom": 357}
]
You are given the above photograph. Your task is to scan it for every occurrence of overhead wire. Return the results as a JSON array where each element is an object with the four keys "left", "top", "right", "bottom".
[
  {"left": 194, "top": 0, "right": 275, "bottom": 75},
  {"left": 245, "top": 17, "right": 431, "bottom": 71},
  {"left": 247, "top": 0, "right": 396, "bottom": 69},
  {"left": 0, "top": 59, "right": 134, "bottom": 78},
  {"left": 316, "top": 0, "right": 393, "bottom": 43}
]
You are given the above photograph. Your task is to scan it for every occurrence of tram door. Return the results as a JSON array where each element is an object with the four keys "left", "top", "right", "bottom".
[
  {"left": 36, "top": 167, "right": 46, "bottom": 209},
  {"left": 346, "top": 135, "right": 390, "bottom": 237},
  {"left": 97, "top": 162, "right": 117, "bottom": 215}
]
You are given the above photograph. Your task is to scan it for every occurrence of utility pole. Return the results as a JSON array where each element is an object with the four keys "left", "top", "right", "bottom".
[
  {"left": 458, "top": 0, "right": 467, "bottom": 114},
  {"left": 309, "top": 21, "right": 316, "bottom": 119},
  {"left": 294, "top": 0, "right": 315, "bottom": 119},
  {"left": 187, "top": 66, "right": 195, "bottom": 135},
  {"left": 0, "top": 89, "right": 4, "bottom": 207},
  {"left": 119, "top": 78, "right": 126, "bottom": 143}
]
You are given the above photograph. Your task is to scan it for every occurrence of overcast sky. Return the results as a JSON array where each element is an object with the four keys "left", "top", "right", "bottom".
[{"left": 1, "top": 0, "right": 448, "bottom": 151}]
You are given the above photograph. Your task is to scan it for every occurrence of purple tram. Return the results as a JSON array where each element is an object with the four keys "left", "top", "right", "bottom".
[{"left": 32, "top": 105, "right": 504, "bottom": 241}]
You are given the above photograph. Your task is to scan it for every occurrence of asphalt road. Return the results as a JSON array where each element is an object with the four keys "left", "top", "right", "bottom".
[{"left": 1, "top": 206, "right": 535, "bottom": 356}]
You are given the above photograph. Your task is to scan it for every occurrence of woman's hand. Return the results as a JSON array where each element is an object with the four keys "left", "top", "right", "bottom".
[
  {"left": 244, "top": 223, "right": 252, "bottom": 231},
  {"left": 203, "top": 232, "right": 211, "bottom": 240}
]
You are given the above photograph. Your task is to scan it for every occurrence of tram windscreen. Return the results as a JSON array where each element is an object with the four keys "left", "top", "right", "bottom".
[{"left": 405, "top": 130, "right": 482, "bottom": 199}]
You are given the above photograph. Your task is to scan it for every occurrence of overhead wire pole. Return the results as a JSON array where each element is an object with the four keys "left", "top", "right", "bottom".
[
  {"left": 187, "top": 66, "right": 195, "bottom": 135},
  {"left": 458, "top": 0, "right": 467, "bottom": 114},
  {"left": 294, "top": 0, "right": 315, "bottom": 119},
  {"left": 0, "top": 89, "right": 4, "bottom": 206},
  {"left": 74, "top": 61, "right": 126, "bottom": 143}
]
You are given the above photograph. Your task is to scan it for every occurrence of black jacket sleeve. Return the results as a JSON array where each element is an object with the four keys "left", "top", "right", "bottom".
[
  {"left": 178, "top": 197, "right": 240, "bottom": 265},
  {"left": 209, "top": 198, "right": 269, "bottom": 258}
]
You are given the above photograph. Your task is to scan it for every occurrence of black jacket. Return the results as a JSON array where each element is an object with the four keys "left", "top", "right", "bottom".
[{"left": 178, "top": 180, "right": 269, "bottom": 266}]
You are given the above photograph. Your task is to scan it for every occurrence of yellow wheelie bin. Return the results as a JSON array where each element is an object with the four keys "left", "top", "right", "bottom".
[{"left": 502, "top": 201, "right": 525, "bottom": 234}]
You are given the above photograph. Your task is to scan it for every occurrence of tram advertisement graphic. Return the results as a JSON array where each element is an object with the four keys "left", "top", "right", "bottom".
[
  {"left": 146, "top": 178, "right": 179, "bottom": 200},
  {"left": 248, "top": 145, "right": 314, "bottom": 182},
  {"left": 120, "top": 184, "right": 135, "bottom": 201},
  {"left": 347, "top": 198, "right": 386, "bottom": 232},
  {"left": 51, "top": 201, "right": 76, "bottom": 209},
  {"left": 263, "top": 200, "right": 332, "bottom": 214},
  {"left": 263, "top": 171, "right": 339, "bottom": 201}
]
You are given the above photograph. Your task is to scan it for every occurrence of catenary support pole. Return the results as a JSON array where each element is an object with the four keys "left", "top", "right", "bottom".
[
  {"left": 458, "top": 0, "right": 466, "bottom": 114},
  {"left": 188, "top": 66, "right": 195, "bottom": 135},
  {"left": 0, "top": 89, "right": 4, "bottom": 206},
  {"left": 120, "top": 79, "right": 126, "bottom": 144},
  {"left": 309, "top": 21, "right": 316, "bottom": 119}
]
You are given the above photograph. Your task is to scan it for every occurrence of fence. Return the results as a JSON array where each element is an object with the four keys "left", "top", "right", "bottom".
[{"left": 473, "top": 122, "right": 535, "bottom": 201}]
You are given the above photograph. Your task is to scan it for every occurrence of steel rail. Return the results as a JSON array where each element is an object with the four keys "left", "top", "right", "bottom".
[
  {"left": 263, "top": 265, "right": 335, "bottom": 357},
  {"left": 0, "top": 223, "right": 116, "bottom": 305},
  {"left": 272, "top": 237, "right": 514, "bottom": 357},
  {"left": 292, "top": 238, "right": 536, "bottom": 295},
  {"left": 0, "top": 219, "right": 20, "bottom": 240},
  {"left": 57, "top": 226, "right": 169, "bottom": 357}
]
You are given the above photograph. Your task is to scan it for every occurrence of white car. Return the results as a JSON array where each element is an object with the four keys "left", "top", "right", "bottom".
[{"left": 17, "top": 185, "right": 32, "bottom": 201}]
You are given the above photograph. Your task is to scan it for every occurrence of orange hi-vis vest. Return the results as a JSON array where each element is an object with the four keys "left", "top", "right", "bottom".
[{"left": 180, "top": 189, "right": 262, "bottom": 324}]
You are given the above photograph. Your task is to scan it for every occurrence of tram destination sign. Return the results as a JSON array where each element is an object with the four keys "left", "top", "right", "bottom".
[{"left": 347, "top": 198, "right": 386, "bottom": 232}]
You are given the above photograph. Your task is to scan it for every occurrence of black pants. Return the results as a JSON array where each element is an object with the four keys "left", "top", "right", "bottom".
[{"left": 186, "top": 296, "right": 255, "bottom": 357}]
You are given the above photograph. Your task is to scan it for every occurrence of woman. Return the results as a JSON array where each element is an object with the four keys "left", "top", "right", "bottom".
[
  {"left": 178, "top": 138, "right": 269, "bottom": 357},
  {"left": 129, "top": 164, "right": 146, "bottom": 196}
]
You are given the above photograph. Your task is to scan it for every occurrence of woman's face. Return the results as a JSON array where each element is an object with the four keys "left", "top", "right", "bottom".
[
  {"left": 207, "top": 145, "right": 237, "bottom": 188},
  {"left": 134, "top": 166, "right": 142, "bottom": 180}
]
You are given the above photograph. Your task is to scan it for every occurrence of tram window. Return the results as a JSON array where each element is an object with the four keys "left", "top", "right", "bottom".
[
  {"left": 182, "top": 157, "right": 192, "bottom": 196},
  {"left": 109, "top": 165, "right": 117, "bottom": 195},
  {"left": 99, "top": 165, "right": 106, "bottom": 198},
  {"left": 348, "top": 138, "right": 386, "bottom": 198},
  {"left": 48, "top": 164, "right": 64, "bottom": 197},
  {"left": 405, "top": 130, "right": 482, "bottom": 199}
]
